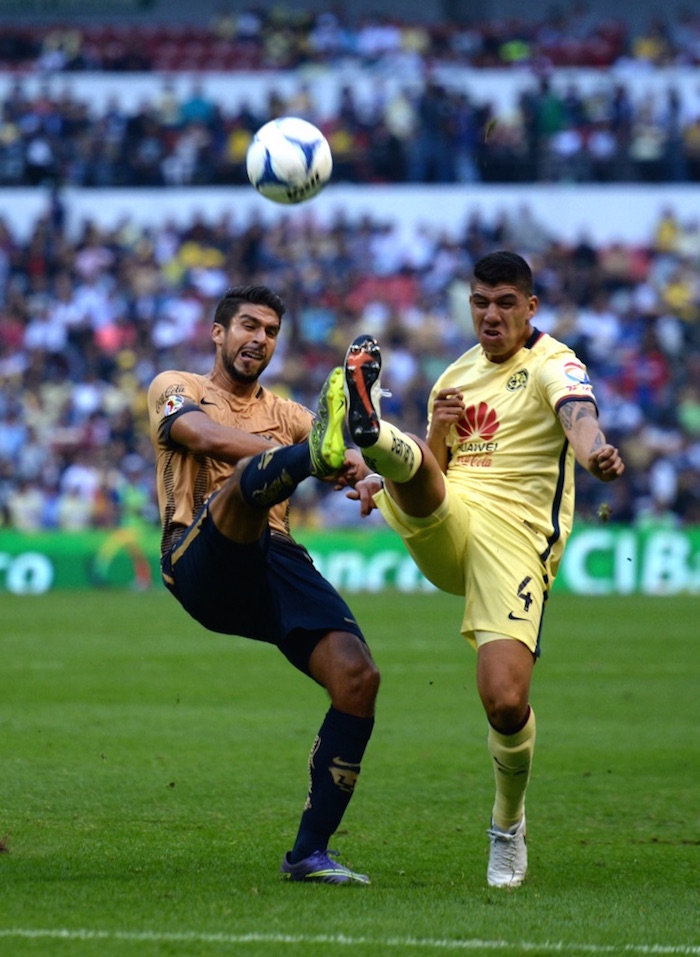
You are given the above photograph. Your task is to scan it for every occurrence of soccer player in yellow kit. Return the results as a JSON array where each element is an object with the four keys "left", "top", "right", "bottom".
[
  {"left": 343, "top": 251, "right": 625, "bottom": 887},
  {"left": 147, "top": 285, "right": 377, "bottom": 884}
]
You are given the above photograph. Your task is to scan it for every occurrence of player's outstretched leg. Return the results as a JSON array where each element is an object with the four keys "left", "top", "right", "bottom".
[
  {"left": 344, "top": 335, "right": 421, "bottom": 483},
  {"left": 238, "top": 368, "right": 346, "bottom": 509},
  {"left": 309, "top": 366, "right": 347, "bottom": 478},
  {"left": 344, "top": 335, "right": 382, "bottom": 448}
]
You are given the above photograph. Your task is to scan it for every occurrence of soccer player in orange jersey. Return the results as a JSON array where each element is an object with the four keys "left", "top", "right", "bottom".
[{"left": 147, "top": 285, "right": 376, "bottom": 884}]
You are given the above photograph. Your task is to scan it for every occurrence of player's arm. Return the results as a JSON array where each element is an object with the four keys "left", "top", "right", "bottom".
[
  {"left": 557, "top": 399, "right": 625, "bottom": 482},
  {"left": 169, "top": 410, "right": 276, "bottom": 464},
  {"left": 148, "top": 373, "right": 279, "bottom": 465}
]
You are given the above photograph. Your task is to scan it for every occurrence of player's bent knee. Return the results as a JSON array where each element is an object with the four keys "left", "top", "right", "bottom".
[
  {"left": 313, "top": 633, "right": 380, "bottom": 715},
  {"left": 339, "top": 653, "right": 380, "bottom": 704},
  {"left": 358, "top": 657, "right": 381, "bottom": 700}
]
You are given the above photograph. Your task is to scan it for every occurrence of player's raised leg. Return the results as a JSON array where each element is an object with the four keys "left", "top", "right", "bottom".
[
  {"left": 344, "top": 336, "right": 422, "bottom": 482},
  {"left": 309, "top": 366, "right": 347, "bottom": 477},
  {"left": 237, "top": 367, "right": 346, "bottom": 510}
]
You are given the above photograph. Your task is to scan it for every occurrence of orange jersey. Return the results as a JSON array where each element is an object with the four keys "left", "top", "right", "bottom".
[{"left": 147, "top": 370, "right": 312, "bottom": 554}]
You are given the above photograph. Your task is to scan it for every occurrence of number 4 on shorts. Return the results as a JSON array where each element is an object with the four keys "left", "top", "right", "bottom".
[{"left": 517, "top": 577, "right": 533, "bottom": 613}]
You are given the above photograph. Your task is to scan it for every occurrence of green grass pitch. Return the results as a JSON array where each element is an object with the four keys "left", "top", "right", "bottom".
[{"left": 1, "top": 589, "right": 698, "bottom": 957}]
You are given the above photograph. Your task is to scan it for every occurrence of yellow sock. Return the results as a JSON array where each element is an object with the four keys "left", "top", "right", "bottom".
[
  {"left": 361, "top": 421, "right": 422, "bottom": 483},
  {"left": 488, "top": 708, "right": 536, "bottom": 830}
]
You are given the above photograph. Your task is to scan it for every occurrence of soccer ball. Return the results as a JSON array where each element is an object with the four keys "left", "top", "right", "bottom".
[{"left": 246, "top": 117, "right": 333, "bottom": 205}]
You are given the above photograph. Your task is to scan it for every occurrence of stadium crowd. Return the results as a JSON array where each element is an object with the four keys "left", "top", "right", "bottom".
[
  {"left": 1, "top": 189, "right": 699, "bottom": 533},
  {"left": 2, "top": 10, "right": 700, "bottom": 187},
  {"left": 2, "top": 6, "right": 700, "bottom": 73},
  {"left": 1, "top": 7, "right": 700, "bottom": 533},
  {"left": 2, "top": 71, "right": 700, "bottom": 189}
]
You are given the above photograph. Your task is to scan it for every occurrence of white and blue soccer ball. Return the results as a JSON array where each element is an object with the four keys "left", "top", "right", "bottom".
[{"left": 246, "top": 117, "right": 333, "bottom": 205}]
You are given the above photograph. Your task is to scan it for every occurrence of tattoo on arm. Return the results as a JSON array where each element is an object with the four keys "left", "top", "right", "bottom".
[
  {"left": 559, "top": 401, "right": 604, "bottom": 455},
  {"left": 558, "top": 400, "right": 597, "bottom": 432},
  {"left": 558, "top": 404, "right": 574, "bottom": 430}
]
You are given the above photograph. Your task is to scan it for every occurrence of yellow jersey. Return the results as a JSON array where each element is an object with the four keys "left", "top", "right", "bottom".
[{"left": 428, "top": 329, "right": 596, "bottom": 570}]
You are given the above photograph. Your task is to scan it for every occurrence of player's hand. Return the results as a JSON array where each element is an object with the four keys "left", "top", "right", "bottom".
[
  {"left": 346, "top": 474, "right": 382, "bottom": 517},
  {"left": 428, "top": 388, "right": 465, "bottom": 442},
  {"left": 332, "top": 448, "right": 368, "bottom": 489},
  {"left": 589, "top": 444, "right": 625, "bottom": 482}
]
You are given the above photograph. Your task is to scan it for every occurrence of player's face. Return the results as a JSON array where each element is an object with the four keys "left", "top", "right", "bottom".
[
  {"left": 469, "top": 281, "right": 538, "bottom": 363},
  {"left": 214, "top": 304, "right": 281, "bottom": 384}
]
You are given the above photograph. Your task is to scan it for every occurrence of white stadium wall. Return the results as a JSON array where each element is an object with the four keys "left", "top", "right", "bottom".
[{"left": 3, "top": 182, "right": 700, "bottom": 248}]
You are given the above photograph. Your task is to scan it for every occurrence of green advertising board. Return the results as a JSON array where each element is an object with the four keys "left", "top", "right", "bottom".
[{"left": 1, "top": 524, "right": 700, "bottom": 596}]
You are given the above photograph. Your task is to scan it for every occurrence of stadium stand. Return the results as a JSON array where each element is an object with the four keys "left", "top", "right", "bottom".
[
  {"left": 1, "top": 7, "right": 700, "bottom": 532},
  {"left": 1, "top": 7, "right": 700, "bottom": 187}
]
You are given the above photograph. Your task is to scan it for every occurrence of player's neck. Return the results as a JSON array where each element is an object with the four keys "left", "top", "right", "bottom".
[{"left": 208, "top": 368, "right": 261, "bottom": 398}]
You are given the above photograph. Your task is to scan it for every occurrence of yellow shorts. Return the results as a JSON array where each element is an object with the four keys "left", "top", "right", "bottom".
[{"left": 374, "top": 485, "right": 551, "bottom": 655}]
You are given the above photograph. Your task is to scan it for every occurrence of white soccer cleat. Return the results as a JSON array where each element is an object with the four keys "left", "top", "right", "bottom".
[{"left": 487, "top": 815, "right": 527, "bottom": 888}]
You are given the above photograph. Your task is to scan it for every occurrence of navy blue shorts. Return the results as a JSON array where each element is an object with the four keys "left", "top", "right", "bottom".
[{"left": 162, "top": 501, "right": 366, "bottom": 675}]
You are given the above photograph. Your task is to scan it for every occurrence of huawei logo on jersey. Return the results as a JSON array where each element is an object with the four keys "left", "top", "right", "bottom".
[{"left": 456, "top": 402, "right": 500, "bottom": 444}]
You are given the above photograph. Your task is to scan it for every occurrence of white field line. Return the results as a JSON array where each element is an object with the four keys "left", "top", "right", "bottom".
[{"left": 0, "top": 930, "right": 698, "bottom": 954}]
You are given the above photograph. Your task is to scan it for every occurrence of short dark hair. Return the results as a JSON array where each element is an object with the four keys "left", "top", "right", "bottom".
[
  {"left": 472, "top": 251, "right": 533, "bottom": 297},
  {"left": 213, "top": 285, "right": 286, "bottom": 328}
]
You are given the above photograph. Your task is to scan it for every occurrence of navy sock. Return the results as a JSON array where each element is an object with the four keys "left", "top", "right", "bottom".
[
  {"left": 238, "top": 443, "right": 312, "bottom": 509},
  {"left": 289, "top": 707, "right": 375, "bottom": 863}
]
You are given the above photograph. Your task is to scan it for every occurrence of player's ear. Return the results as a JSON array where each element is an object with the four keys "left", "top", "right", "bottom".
[{"left": 212, "top": 321, "right": 225, "bottom": 346}]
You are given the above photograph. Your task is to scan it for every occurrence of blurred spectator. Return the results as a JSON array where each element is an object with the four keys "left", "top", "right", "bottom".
[
  {"left": 56, "top": 484, "right": 94, "bottom": 530},
  {"left": 7, "top": 478, "right": 45, "bottom": 531}
]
